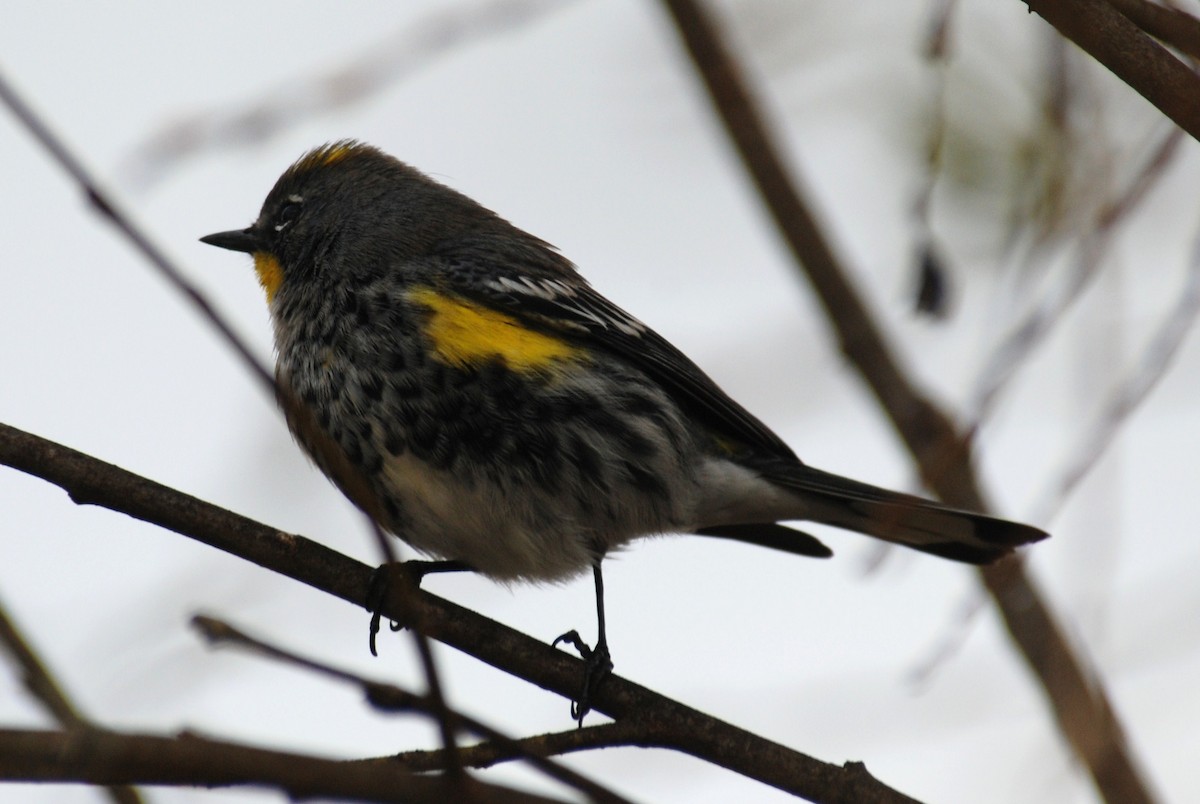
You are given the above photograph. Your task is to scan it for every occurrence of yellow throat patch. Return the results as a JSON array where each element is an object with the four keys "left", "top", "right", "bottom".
[
  {"left": 409, "top": 287, "right": 579, "bottom": 371},
  {"left": 253, "top": 252, "right": 284, "bottom": 302}
]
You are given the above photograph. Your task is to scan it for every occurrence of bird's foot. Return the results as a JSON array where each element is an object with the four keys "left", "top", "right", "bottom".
[
  {"left": 552, "top": 629, "right": 613, "bottom": 726},
  {"left": 367, "top": 560, "right": 471, "bottom": 656}
]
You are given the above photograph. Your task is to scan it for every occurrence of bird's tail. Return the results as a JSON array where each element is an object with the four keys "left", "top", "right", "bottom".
[{"left": 759, "top": 464, "right": 1048, "bottom": 564}]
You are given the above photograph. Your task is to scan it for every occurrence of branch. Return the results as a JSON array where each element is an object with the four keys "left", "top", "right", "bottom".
[
  {"left": 120, "top": 0, "right": 575, "bottom": 189},
  {"left": 1023, "top": 0, "right": 1200, "bottom": 142},
  {"left": 0, "top": 70, "right": 274, "bottom": 396},
  {"left": 1106, "top": 0, "right": 1200, "bottom": 61},
  {"left": 970, "top": 126, "right": 1184, "bottom": 422},
  {"left": 0, "top": 602, "right": 143, "bottom": 804},
  {"left": 191, "top": 615, "right": 633, "bottom": 804},
  {"left": 657, "top": 2, "right": 1156, "bottom": 803},
  {"left": 383, "top": 722, "right": 643, "bottom": 772},
  {"left": 0, "top": 728, "right": 560, "bottom": 804},
  {"left": 1030, "top": 219, "right": 1200, "bottom": 521},
  {"left": 0, "top": 421, "right": 922, "bottom": 804}
]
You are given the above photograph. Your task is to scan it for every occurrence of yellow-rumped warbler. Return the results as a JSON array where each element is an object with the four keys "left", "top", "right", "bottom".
[{"left": 201, "top": 141, "right": 1047, "bottom": 720}]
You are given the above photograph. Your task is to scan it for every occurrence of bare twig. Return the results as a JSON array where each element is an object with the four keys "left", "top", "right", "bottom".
[
  {"left": 909, "top": 0, "right": 961, "bottom": 319},
  {"left": 658, "top": 1, "right": 1156, "bottom": 802},
  {"left": 361, "top": 516, "right": 463, "bottom": 774},
  {"left": 0, "top": 601, "right": 143, "bottom": 804},
  {"left": 0, "top": 728, "right": 561, "bottom": 803},
  {"left": 971, "top": 126, "right": 1184, "bottom": 420},
  {"left": 384, "top": 721, "right": 642, "bottom": 772},
  {"left": 0, "top": 421, "right": 923, "bottom": 804},
  {"left": 1023, "top": 0, "right": 1200, "bottom": 142},
  {"left": 121, "top": 0, "right": 575, "bottom": 189},
  {"left": 1030, "top": 218, "right": 1200, "bottom": 521},
  {"left": 0, "top": 70, "right": 274, "bottom": 396},
  {"left": 191, "top": 615, "right": 633, "bottom": 804}
]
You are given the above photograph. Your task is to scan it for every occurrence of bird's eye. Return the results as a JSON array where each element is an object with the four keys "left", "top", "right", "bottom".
[{"left": 274, "top": 200, "right": 301, "bottom": 232}]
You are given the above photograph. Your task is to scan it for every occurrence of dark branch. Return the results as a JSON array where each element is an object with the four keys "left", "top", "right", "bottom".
[
  {"left": 1106, "top": 0, "right": 1200, "bottom": 62},
  {"left": 0, "top": 728, "right": 560, "bottom": 804},
  {"left": 0, "top": 421, "right": 922, "bottom": 804},
  {"left": 657, "top": 2, "right": 1156, "bottom": 803},
  {"left": 191, "top": 615, "right": 633, "bottom": 804},
  {"left": 1024, "top": 0, "right": 1200, "bottom": 142},
  {"left": 383, "top": 722, "right": 642, "bottom": 772}
]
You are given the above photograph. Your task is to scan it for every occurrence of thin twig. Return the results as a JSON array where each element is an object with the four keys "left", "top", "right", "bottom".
[
  {"left": 1030, "top": 216, "right": 1200, "bottom": 521},
  {"left": 384, "top": 721, "right": 641, "bottom": 772},
  {"left": 971, "top": 126, "right": 1184, "bottom": 421},
  {"left": 361, "top": 515, "right": 463, "bottom": 774},
  {"left": 0, "top": 600, "right": 143, "bottom": 804},
  {"left": 0, "top": 70, "right": 274, "bottom": 396},
  {"left": 0, "top": 421, "right": 923, "bottom": 804},
  {"left": 657, "top": 2, "right": 1156, "bottom": 802},
  {"left": 121, "top": 0, "right": 575, "bottom": 189},
  {"left": 191, "top": 615, "right": 633, "bottom": 804},
  {"left": 908, "top": 0, "right": 962, "bottom": 319}
]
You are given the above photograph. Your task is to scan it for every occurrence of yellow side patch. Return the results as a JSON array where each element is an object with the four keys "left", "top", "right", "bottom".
[
  {"left": 253, "top": 252, "right": 283, "bottom": 302},
  {"left": 409, "top": 287, "right": 580, "bottom": 371}
]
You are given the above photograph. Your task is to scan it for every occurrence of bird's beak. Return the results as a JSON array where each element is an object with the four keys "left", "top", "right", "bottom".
[{"left": 200, "top": 227, "right": 263, "bottom": 254}]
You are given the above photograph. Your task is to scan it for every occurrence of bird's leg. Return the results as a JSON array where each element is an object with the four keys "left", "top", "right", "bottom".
[
  {"left": 367, "top": 559, "right": 473, "bottom": 656},
  {"left": 552, "top": 560, "right": 614, "bottom": 725}
]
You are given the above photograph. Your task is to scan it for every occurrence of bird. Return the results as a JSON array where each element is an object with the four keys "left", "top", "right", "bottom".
[{"left": 201, "top": 140, "right": 1048, "bottom": 722}]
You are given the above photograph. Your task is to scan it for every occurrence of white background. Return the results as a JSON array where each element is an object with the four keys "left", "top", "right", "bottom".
[{"left": 2, "top": 1, "right": 1198, "bottom": 802}]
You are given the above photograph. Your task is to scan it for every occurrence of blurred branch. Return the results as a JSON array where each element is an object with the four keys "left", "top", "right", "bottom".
[
  {"left": 1107, "top": 0, "right": 1200, "bottom": 60},
  {"left": 0, "top": 728, "right": 560, "bottom": 803},
  {"left": 1023, "top": 0, "right": 1200, "bottom": 142},
  {"left": 0, "top": 421, "right": 923, "bottom": 804},
  {"left": 658, "top": 1, "right": 1156, "bottom": 803},
  {"left": 908, "top": 0, "right": 961, "bottom": 320},
  {"left": 1030, "top": 220, "right": 1200, "bottom": 522},
  {"left": 121, "top": 0, "right": 573, "bottom": 189},
  {"left": 191, "top": 615, "right": 632, "bottom": 804},
  {"left": 0, "top": 69, "right": 275, "bottom": 396},
  {"left": 359, "top": 516, "right": 464, "bottom": 773},
  {"left": 0, "top": 601, "right": 143, "bottom": 804},
  {"left": 971, "top": 126, "right": 1184, "bottom": 421}
]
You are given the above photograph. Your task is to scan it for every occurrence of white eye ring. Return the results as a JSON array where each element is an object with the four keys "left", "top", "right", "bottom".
[{"left": 274, "top": 198, "right": 303, "bottom": 232}]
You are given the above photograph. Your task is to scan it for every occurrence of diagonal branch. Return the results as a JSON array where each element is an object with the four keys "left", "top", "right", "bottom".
[
  {"left": 191, "top": 615, "right": 633, "bottom": 804},
  {"left": 1023, "top": 0, "right": 1200, "bottom": 142},
  {"left": 0, "top": 70, "right": 273, "bottom": 396},
  {"left": 382, "top": 721, "right": 644, "bottom": 772},
  {"left": 0, "top": 421, "right": 922, "bottom": 804},
  {"left": 1106, "top": 0, "right": 1200, "bottom": 60},
  {"left": 657, "top": 2, "right": 1156, "bottom": 803},
  {"left": 121, "top": 0, "right": 577, "bottom": 189}
]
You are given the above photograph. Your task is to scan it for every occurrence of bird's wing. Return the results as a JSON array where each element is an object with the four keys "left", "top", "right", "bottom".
[{"left": 447, "top": 257, "right": 798, "bottom": 461}]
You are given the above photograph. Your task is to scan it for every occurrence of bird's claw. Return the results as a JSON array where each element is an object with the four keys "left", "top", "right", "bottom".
[
  {"left": 552, "top": 629, "right": 613, "bottom": 725},
  {"left": 366, "top": 564, "right": 410, "bottom": 657}
]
